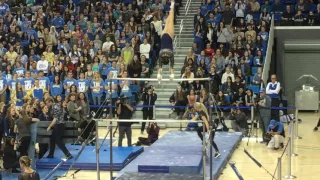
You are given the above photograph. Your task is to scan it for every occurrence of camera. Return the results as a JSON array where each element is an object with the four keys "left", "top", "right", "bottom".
[
  {"left": 254, "top": 97, "right": 263, "bottom": 103},
  {"left": 117, "top": 94, "right": 129, "bottom": 104},
  {"left": 144, "top": 85, "right": 154, "bottom": 93}
]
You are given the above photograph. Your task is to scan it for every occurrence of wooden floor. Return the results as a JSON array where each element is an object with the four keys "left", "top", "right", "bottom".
[{"left": 59, "top": 112, "right": 320, "bottom": 180}]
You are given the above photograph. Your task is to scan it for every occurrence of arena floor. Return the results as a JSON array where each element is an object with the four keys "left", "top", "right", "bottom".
[{"left": 51, "top": 112, "right": 320, "bottom": 180}]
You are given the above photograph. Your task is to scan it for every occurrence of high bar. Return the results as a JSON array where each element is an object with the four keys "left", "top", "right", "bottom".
[
  {"left": 93, "top": 119, "right": 203, "bottom": 123},
  {"left": 112, "top": 78, "right": 211, "bottom": 81}
]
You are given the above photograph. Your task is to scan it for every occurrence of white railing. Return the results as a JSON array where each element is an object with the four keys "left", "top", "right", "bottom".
[
  {"left": 261, "top": 15, "right": 275, "bottom": 87},
  {"left": 173, "top": 0, "right": 192, "bottom": 52}
]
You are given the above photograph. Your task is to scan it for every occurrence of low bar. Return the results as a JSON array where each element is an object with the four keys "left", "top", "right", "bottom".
[
  {"left": 114, "top": 77, "right": 211, "bottom": 81},
  {"left": 278, "top": 157, "right": 282, "bottom": 180},
  {"left": 294, "top": 109, "right": 302, "bottom": 139},
  {"left": 100, "top": 119, "right": 204, "bottom": 123}
]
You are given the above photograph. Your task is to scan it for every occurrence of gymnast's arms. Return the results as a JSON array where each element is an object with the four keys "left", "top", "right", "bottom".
[{"left": 190, "top": 114, "right": 210, "bottom": 131}]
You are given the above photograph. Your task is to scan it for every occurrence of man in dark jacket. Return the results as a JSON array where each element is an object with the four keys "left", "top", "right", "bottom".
[
  {"left": 141, "top": 85, "right": 157, "bottom": 134},
  {"left": 223, "top": 3, "right": 234, "bottom": 26},
  {"left": 230, "top": 108, "right": 248, "bottom": 136}
]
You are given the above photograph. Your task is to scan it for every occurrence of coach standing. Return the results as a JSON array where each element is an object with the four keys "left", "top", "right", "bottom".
[
  {"left": 117, "top": 97, "right": 134, "bottom": 147},
  {"left": 141, "top": 86, "right": 157, "bottom": 134}
]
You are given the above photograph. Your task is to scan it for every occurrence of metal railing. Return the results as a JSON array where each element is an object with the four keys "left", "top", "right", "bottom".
[
  {"left": 262, "top": 15, "right": 275, "bottom": 86},
  {"left": 173, "top": 0, "right": 192, "bottom": 52}
]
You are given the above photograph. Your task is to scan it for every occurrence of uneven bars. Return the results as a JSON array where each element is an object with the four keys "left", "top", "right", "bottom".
[
  {"left": 114, "top": 78, "right": 211, "bottom": 81},
  {"left": 99, "top": 119, "right": 204, "bottom": 123}
]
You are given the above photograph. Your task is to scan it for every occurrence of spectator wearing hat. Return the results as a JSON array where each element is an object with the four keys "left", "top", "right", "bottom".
[
  {"left": 258, "top": 88, "right": 272, "bottom": 143},
  {"left": 267, "top": 120, "right": 285, "bottom": 150}
]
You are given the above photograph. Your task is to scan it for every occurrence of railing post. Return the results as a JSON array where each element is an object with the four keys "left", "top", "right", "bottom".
[
  {"left": 294, "top": 109, "right": 302, "bottom": 139},
  {"left": 278, "top": 157, "right": 282, "bottom": 180},
  {"left": 250, "top": 106, "right": 256, "bottom": 137},
  {"left": 283, "top": 123, "right": 296, "bottom": 179},
  {"left": 291, "top": 120, "right": 298, "bottom": 157}
]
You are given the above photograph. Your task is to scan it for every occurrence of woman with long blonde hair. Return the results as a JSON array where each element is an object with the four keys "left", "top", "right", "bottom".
[{"left": 192, "top": 102, "right": 220, "bottom": 158}]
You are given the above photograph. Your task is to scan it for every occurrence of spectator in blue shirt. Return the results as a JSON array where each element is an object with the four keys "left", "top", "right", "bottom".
[
  {"left": 0, "top": 0, "right": 10, "bottom": 17},
  {"left": 258, "top": 26, "right": 269, "bottom": 42},
  {"left": 106, "top": 61, "right": 119, "bottom": 79},
  {"left": 99, "top": 58, "right": 111, "bottom": 80},
  {"left": 77, "top": 72, "right": 89, "bottom": 96},
  {"left": 90, "top": 72, "right": 105, "bottom": 105},
  {"left": 267, "top": 120, "right": 285, "bottom": 150},
  {"left": 52, "top": 12, "right": 65, "bottom": 33},
  {"left": 13, "top": 61, "right": 25, "bottom": 78},
  {"left": 105, "top": 72, "right": 119, "bottom": 100},
  {"left": 184, "top": 106, "right": 199, "bottom": 131},
  {"left": 119, "top": 70, "right": 132, "bottom": 98},
  {"left": 63, "top": 72, "right": 78, "bottom": 97},
  {"left": 22, "top": 72, "right": 35, "bottom": 93},
  {"left": 37, "top": 71, "right": 50, "bottom": 90}
]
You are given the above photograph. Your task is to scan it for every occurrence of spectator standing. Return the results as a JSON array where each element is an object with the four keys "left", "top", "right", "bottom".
[
  {"left": 121, "top": 41, "right": 134, "bottom": 65},
  {"left": 235, "top": 0, "right": 246, "bottom": 25},
  {"left": 266, "top": 74, "right": 281, "bottom": 121},
  {"left": 258, "top": 88, "right": 272, "bottom": 143},
  {"left": 117, "top": 97, "right": 134, "bottom": 147},
  {"left": 15, "top": 111, "right": 40, "bottom": 156},
  {"left": 141, "top": 86, "right": 157, "bottom": 134}
]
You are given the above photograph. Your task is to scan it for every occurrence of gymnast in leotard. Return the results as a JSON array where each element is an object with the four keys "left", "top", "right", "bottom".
[{"left": 157, "top": 1, "right": 175, "bottom": 81}]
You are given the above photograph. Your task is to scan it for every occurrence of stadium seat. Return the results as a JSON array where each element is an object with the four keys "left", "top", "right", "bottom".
[
  {"left": 130, "top": 85, "right": 140, "bottom": 94},
  {"left": 274, "top": 13, "right": 283, "bottom": 21},
  {"left": 251, "top": 67, "right": 259, "bottom": 75},
  {"left": 252, "top": 13, "right": 261, "bottom": 22},
  {"left": 307, "top": 4, "right": 317, "bottom": 12},
  {"left": 225, "top": 95, "right": 231, "bottom": 105},
  {"left": 248, "top": 85, "right": 260, "bottom": 94},
  {"left": 249, "top": 76, "right": 254, "bottom": 84}
]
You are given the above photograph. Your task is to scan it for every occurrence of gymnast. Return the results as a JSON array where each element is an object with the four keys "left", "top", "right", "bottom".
[
  {"left": 191, "top": 102, "right": 221, "bottom": 158},
  {"left": 157, "top": 0, "right": 175, "bottom": 81}
]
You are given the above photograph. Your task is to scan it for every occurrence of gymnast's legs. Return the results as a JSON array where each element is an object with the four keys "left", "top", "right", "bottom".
[{"left": 157, "top": 1, "right": 175, "bottom": 81}]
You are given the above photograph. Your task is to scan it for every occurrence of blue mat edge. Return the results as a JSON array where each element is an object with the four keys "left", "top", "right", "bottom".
[
  {"left": 212, "top": 132, "right": 242, "bottom": 180},
  {"left": 35, "top": 147, "right": 144, "bottom": 171}
]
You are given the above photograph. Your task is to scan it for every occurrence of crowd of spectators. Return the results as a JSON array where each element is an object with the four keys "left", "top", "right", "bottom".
[
  {"left": 170, "top": 0, "right": 274, "bottom": 119},
  {"left": 0, "top": 0, "right": 184, "bottom": 175}
]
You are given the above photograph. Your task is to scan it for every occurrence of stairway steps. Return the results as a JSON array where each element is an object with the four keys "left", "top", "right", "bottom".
[{"left": 132, "top": 3, "right": 197, "bottom": 127}]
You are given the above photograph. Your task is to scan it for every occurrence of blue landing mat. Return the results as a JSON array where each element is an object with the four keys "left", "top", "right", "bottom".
[
  {"left": 36, "top": 143, "right": 144, "bottom": 171},
  {"left": 116, "top": 131, "right": 242, "bottom": 180},
  {"left": 2, "top": 169, "right": 67, "bottom": 180}
]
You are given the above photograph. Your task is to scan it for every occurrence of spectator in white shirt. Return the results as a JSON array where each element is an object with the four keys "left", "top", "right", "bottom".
[
  {"left": 235, "top": 0, "right": 246, "bottom": 18},
  {"left": 221, "top": 67, "right": 235, "bottom": 84},
  {"left": 102, "top": 36, "right": 114, "bottom": 53},
  {"left": 266, "top": 74, "right": 281, "bottom": 96},
  {"left": 151, "top": 16, "right": 163, "bottom": 36},
  {"left": 140, "top": 39, "right": 151, "bottom": 59},
  {"left": 36, "top": 56, "right": 49, "bottom": 74}
]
